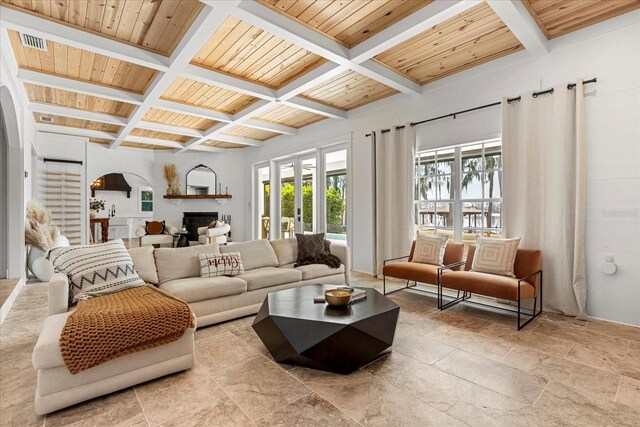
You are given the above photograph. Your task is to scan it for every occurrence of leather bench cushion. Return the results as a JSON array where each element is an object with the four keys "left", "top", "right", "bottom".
[
  {"left": 236, "top": 267, "right": 302, "bottom": 291},
  {"left": 281, "top": 263, "right": 345, "bottom": 281},
  {"left": 159, "top": 276, "right": 247, "bottom": 303},
  {"left": 382, "top": 262, "right": 439, "bottom": 284},
  {"left": 440, "top": 271, "right": 535, "bottom": 300}
]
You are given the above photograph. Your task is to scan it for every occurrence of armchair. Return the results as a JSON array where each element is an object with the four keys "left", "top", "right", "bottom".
[
  {"left": 197, "top": 222, "right": 230, "bottom": 245},
  {"left": 135, "top": 222, "right": 178, "bottom": 247}
]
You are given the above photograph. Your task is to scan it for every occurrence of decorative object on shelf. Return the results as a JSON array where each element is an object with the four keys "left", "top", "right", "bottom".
[
  {"left": 163, "top": 164, "right": 178, "bottom": 195},
  {"left": 89, "top": 198, "right": 105, "bottom": 218},
  {"left": 186, "top": 164, "right": 217, "bottom": 195}
]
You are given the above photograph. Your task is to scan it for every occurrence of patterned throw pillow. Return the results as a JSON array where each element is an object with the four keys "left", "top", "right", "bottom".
[
  {"left": 412, "top": 232, "right": 448, "bottom": 265},
  {"left": 48, "top": 239, "right": 146, "bottom": 305},
  {"left": 199, "top": 252, "right": 244, "bottom": 277},
  {"left": 471, "top": 237, "right": 521, "bottom": 277},
  {"left": 295, "top": 233, "right": 326, "bottom": 261}
]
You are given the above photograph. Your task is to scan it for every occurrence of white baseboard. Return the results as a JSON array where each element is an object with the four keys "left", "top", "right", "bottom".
[{"left": 0, "top": 276, "right": 25, "bottom": 325}]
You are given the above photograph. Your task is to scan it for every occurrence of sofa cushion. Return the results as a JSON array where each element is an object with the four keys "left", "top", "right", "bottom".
[
  {"left": 282, "top": 263, "right": 345, "bottom": 281},
  {"left": 220, "top": 240, "right": 278, "bottom": 271},
  {"left": 128, "top": 246, "right": 158, "bottom": 285},
  {"left": 199, "top": 252, "right": 244, "bottom": 277},
  {"left": 159, "top": 276, "right": 247, "bottom": 303},
  {"left": 440, "top": 270, "right": 535, "bottom": 300},
  {"left": 236, "top": 267, "right": 302, "bottom": 291},
  {"left": 270, "top": 238, "right": 298, "bottom": 266},
  {"left": 154, "top": 244, "right": 219, "bottom": 284}
]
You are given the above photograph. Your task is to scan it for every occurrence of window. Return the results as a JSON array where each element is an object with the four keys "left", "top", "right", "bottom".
[
  {"left": 324, "top": 149, "right": 347, "bottom": 242},
  {"left": 255, "top": 165, "right": 270, "bottom": 239},
  {"left": 139, "top": 188, "right": 153, "bottom": 213},
  {"left": 415, "top": 140, "right": 502, "bottom": 242}
]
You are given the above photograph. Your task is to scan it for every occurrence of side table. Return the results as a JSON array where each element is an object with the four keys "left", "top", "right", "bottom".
[{"left": 172, "top": 232, "right": 190, "bottom": 248}]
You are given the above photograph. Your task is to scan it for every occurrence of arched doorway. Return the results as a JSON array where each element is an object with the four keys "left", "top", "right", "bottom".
[
  {"left": 88, "top": 172, "right": 154, "bottom": 247},
  {"left": 0, "top": 85, "right": 24, "bottom": 312}
]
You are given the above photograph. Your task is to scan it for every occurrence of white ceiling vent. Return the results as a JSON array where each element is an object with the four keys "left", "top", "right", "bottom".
[
  {"left": 39, "top": 116, "right": 54, "bottom": 123},
  {"left": 20, "top": 33, "right": 48, "bottom": 51}
]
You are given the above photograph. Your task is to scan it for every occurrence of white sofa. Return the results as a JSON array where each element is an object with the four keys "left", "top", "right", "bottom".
[{"left": 34, "top": 238, "right": 350, "bottom": 414}]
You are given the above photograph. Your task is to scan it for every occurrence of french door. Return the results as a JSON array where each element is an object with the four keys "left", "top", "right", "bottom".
[{"left": 276, "top": 153, "right": 317, "bottom": 238}]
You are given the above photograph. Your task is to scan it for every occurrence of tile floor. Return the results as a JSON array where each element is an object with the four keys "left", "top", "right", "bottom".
[{"left": 1, "top": 273, "right": 639, "bottom": 426}]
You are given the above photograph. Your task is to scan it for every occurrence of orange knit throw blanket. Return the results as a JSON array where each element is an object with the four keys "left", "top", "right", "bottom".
[{"left": 60, "top": 285, "right": 194, "bottom": 374}]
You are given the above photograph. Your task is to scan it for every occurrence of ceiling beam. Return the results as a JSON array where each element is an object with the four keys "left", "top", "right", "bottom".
[
  {"left": 123, "top": 135, "right": 184, "bottom": 149},
  {"left": 110, "top": 4, "right": 234, "bottom": 149},
  {"left": 486, "top": 0, "right": 548, "bottom": 56},
  {"left": 282, "top": 97, "right": 346, "bottom": 120},
  {"left": 182, "top": 64, "right": 277, "bottom": 101},
  {"left": 190, "top": 145, "right": 236, "bottom": 153},
  {"left": 276, "top": 62, "right": 346, "bottom": 101},
  {"left": 135, "top": 121, "right": 204, "bottom": 138},
  {"left": 242, "top": 119, "right": 297, "bottom": 136},
  {"left": 35, "top": 123, "right": 116, "bottom": 140},
  {"left": 349, "top": 0, "right": 483, "bottom": 63},
  {"left": 28, "top": 102, "right": 129, "bottom": 126},
  {"left": 18, "top": 69, "right": 144, "bottom": 105},
  {"left": 0, "top": 5, "right": 170, "bottom": 72},
  {"left": 232, "top": 0, "right": 421, "bottom": 95},
  {"left": 154, "top": 99, "right": 233, "bottom": 123}
]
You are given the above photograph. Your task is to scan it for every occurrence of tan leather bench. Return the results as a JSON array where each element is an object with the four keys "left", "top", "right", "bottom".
[{"left": 439, "top": 245, "right": 543, "bottom": 330}]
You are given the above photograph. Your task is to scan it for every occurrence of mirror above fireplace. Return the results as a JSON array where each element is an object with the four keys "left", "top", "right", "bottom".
[{"left": 186, "top": 164, "right": 217, "bottom": 195}]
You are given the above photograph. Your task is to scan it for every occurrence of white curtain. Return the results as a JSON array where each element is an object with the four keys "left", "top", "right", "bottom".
[
  {"left": 502, "top": 80, "right": 588, "bottom": 319},
  {"left": 372, "top": 125, "right": 416, "bottom": 277}
]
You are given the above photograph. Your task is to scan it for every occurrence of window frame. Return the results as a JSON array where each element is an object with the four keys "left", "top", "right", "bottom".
[{"left": 414, "top": 139, "right": 502, "bottom": 242}]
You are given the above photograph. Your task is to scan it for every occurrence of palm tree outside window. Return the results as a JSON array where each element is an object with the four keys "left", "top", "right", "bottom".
[{"left": 415, "top": 139, "right": 502, "bottom": 247}]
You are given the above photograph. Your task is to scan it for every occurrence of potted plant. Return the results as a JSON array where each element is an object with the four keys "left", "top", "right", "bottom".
[{"left": 89, "top": 198, "right": 106, "bottom": 218}]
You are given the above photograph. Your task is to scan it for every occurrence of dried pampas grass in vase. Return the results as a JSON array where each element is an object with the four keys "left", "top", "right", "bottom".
[
  {"left": 163, "top": 163, "right": 178, "bottom": 195},
  {"left": 25, "top": 201, "right": 58, "bottom": 251}
]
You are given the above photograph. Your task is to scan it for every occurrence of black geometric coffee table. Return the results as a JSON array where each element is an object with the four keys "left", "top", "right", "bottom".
[{"left": 252, "top": 284, "right": 399, "bottom": 374}]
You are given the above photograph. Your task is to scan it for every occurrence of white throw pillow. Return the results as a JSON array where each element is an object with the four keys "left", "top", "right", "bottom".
[
  {"left": 471, "top": 237, "right": 521, "bottom": 277},
  {"left": 199, "top": 252, "right": 245, "bottom": 277},
  {"left": 412, "top": 232, "right": 448, "bottom": 265},
  {"left": 48, "top": 239, "right": 146, "bottom": 304}
]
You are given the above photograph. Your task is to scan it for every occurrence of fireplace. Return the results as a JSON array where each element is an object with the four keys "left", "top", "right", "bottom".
[{"left": 182, "top": 212, "right": 217, "bottom": 242}]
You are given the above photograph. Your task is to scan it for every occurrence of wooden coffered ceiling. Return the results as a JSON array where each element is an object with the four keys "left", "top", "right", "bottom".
[{"left": 1, "top": 0, "right": 638, "bottom": 152}]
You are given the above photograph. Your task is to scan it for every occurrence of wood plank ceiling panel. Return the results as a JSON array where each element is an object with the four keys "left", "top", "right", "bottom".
[
  {"left": 8, "top": 30, "right": 158, "bottom": 94},
  {"left": 142, "top": 108, "right": 218, "bottom": 131},
  {"left": 121, "top": 142, "right": 175, "bottom": 150},
  {"left": 32, "top": 112, "right": 120, "bottom": 133},
  {"left": 24, "top": 83, "right": 135, "bottom": 117},
  {"left": 300, "top": 70, "right": 398, "bottom": 110},
  {"left": 202, "top": 140, "right": 247, "bottom": 149},
  {"left": 252, "top": 104, "right": 326, "bottom": 128},
  {"left": 130, "top": 128, "right": 190, "bottom": 143},
  {"left": 522, "top": 0, "right": 640, "bottom": 39},
  {"left": 1, "top": 0, "right": 204, "bottom": 55},
  {"left": 221, "top": 125, "right": 280, "bottom": 141},
  {"left": 258, "top": 0, "right": 434, "bottom": 47},
  {"left": 374, "top": 3, "right": 523, "bottom": 85},
  {"left": 161, "top": 77, "right": 259, "bottom": 114},
  {"left": 191, "top": 16, "right": 326, "bottom": 89},
  {"left": 89, "top": 138, "right": 112, "bottom": 145}
]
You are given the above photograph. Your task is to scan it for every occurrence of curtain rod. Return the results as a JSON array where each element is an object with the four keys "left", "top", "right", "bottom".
[
  {"left": 43, "top": 158, "right": 83, "bottom": 165},
  {"left": 365, "top": 77, "right": 596, "bottom": 137}
]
